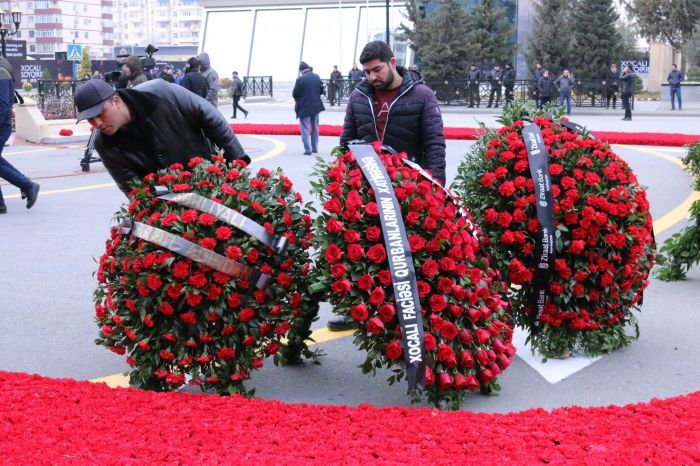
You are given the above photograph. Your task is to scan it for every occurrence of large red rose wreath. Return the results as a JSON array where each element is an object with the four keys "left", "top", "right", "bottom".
[
  {"left": 94, "top": 156, "right": 319, "bottom": 396},
  {"left": 311, "top": 144, "right": 514, "bottom": 409},
  {"left": 454, "top": 115, "right": 655, "bottom": 358}
]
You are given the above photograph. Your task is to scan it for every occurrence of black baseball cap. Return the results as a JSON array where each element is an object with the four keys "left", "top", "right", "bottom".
[{"left": 74, "top": 80, "right": 115, "bottom": 122}]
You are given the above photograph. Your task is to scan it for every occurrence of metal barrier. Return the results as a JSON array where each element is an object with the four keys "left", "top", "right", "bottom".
[
  {"left": 322, "top": 78, "right": 634, "bottom": 108},
  {"left": 242, "top": 76, "right": 273, "bottom": 98}
]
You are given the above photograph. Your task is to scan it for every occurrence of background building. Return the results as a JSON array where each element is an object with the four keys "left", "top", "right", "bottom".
[{"left": 9, "top": 0, "right": 114, "bottom": 59}]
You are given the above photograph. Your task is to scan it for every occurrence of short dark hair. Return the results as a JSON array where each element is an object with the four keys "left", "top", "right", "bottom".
[
  {"left": 359, "top": 41, "right": 394, "bottom": 65},
  {"left": 672, "top": 63, "right": 677, "bottom": 67}
]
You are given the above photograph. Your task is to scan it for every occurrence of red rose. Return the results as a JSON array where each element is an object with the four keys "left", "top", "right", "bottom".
[
  {"left": 568, "top": 240, "right": 585, "bottom": 254},
  {"left": 436, "top": 343, "right": 455, "bottom": 362},
  {"left": 438, "top": 372, "right": 453, "bottom": 390},
  {"left": 475, "top": 328, "right": 491, "bottom": 345},
  {"left": 347, "top": 244, "right": 364, "bottom": 261},
  {"left": 217, "top": 347, "right": 236, "bottom": 360},
  {"left": 378, "top": 270, "right": 392, "bottom": 286},
  {"left": 378, "top": 304, "right": 395, "bottom": 322},
  {"left": 180, "top": 311, "right": 197, "bottom": 325},
  {"left": 508, "top": 258, "right": 533, "bottom": 284},
  {"left": 479, "top": 369, "right": 495, "bottom": 385},
  {"left": 159, "top": 302, "right": 174, "bottom": 316},
  {"left": 366, "top": 244, "right": 387, "bottom": 264},
  {"left": 324, "top": 243, "right": 343, "bottom": 263},
  {"left": 198, "top": 213, "right": 216, "bottom": 226},
  {"left": 364, "top": 202, "right": 379, "bottom": 216},
  {"left": 408, "top": 235, "right": 425, "bottom": 252},
  {"left": 331, "top": 279, "right": 352, "bottom": 294},
  {"left": 326, "top": 218, "right": 344, "bottom": 233},
  {"left": 424, "top": 333, "right": 436, "bottom": 351},
  {"left": 440, "top": 322, "right": 458, "bottom": 340},
  {"left": 324, "top": 198, "right": 342, "bottom": 214},
  {"left": 459, "top": 350, "right": 475, "bottom": 368},
  {"left": 172, "top": 261, "right": 190, "bottom": 279},
  {"left": 350, "top": 304, "right": 369, "bottom": 321},
  {"left": 266, "top": 342, "right": 281, "bottom": 355},
  {"left": 277, "top": 272, "right": 292, "bottom": 288},
  {"left": 146, "top": 274, "right": 162, "bottom": 291},
  {"left": 429, "top": 294, "right": 447, "bottom": 312},
  {"left": 421, "top": 260, "right": 439, "bottom": 278},
  {"left": 498, "top": 181, "right": 516, "bottom": 197},
  {"left": 463, "top": 374, "right": 480, "bottom": 390},
  {"left": 439, "top": 257, "right": 456, "bottom": 272},
  {"left": 330, "top": 263, "right": 348, "bottom": 277},
  {"left": 386, "top": 340, "right": 403, "bottom": 360},
  {"left": 238, "top": 307, "right": 255, "bottom": 322},
  {"left": 357, "top": 274, "right": 374, "bottom": 290},
  {"left": 365, "top": 317, "right": 385, "bottom": 335},
  {"left": 368, "top": 287, "right": 386, "bottom": 306},
  {"left": 425, "top": 367, "right": 435, "bottom": 387},
  {"left": 159, "top": 350, "right": 175, "bottom": 361},
  {"left": 476, "top": 349, "right": 490, "bottom": 367},
  {"left": 344, "top": 229, "right": 361, "bottom": 243},
  {"left": 366, "top": 226, "right": 382, "bottom": 241}
]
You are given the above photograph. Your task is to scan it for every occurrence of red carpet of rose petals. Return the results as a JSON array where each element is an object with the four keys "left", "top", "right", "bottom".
[
  {"left": 231, "top": 123, "right": 700, "bottom": 147},
  {"left": 1, "top": 371, "right": 699, "bottom": 464}
]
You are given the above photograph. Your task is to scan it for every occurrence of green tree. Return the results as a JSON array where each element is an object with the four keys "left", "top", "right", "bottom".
[
  {"left": 466, "top": 0, "right": 515, "bottom": 66},
  {"left": 624, "top": 0, "right": 700, "bottom": 69},
  {"left": 569, "top": 0, "right": 623, "bottom": 78},
  {"left": 78, "top": 47, "right": 92, "bottom": 79},
  {"left": 402, "top": 0, "right": 474, "bottom": 79},
  {"left": 41, "top": 68, "right": 52, "bottom": 81},
  {"left": 526, "top": 0, "right": 571, "bottom": 76}
]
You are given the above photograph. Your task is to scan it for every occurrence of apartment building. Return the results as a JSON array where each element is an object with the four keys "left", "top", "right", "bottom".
[
  {"left": 7, "top": 0, "right": 114, "bottom": 59},
  {"left": 112, "top": 0, "right": 203, "bottom": 49}
]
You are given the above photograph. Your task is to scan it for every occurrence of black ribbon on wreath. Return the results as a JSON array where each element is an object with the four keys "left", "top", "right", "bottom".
[
  {"left": 522, "top": 123, "right": 556, "bottom": 332},
  {"left": 120, "top": 218, "right": 272, "bottom": 289},
  {"left": 352, "top": 142, "right": 426, "bottom": 392}
]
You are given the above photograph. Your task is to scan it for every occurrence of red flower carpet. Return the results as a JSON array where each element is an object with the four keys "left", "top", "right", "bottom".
[
  {"left": 1, "top": 371, "right": 698, "bottom": 464},
  {"left": 231, "top": 123, "right": 700, "bottom": 147}
]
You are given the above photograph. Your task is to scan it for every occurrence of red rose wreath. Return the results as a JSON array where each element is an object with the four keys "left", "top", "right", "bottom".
[
  {"left": 454, "top": 114, "right": 655, "bottom": 358},
  {"left": 94, "top": 156, "right": 319, "bottom": 396},
  {"left": 311, "top": 144, "right": 514, "bottom": 409}
]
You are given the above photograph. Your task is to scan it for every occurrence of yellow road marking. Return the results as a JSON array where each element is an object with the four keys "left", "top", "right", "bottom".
[
  {"left": 90, "top": 327, "right": 355, "bottom": 389},
  {"left": 4, "top": 146, "right": 58, "bottom": 156},
  {"left": 247, "top": 134, "right": 287, "bottom": 163},
  {"left": 3, "top": 183, "right": 116, "bottom": 199}
]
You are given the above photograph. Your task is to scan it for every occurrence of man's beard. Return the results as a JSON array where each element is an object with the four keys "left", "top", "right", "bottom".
[{"left": 373, "top": 67, "right": 395, "bottom": 90}]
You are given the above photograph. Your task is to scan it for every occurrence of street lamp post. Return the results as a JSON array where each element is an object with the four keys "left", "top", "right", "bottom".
[
  {"left": 385, "top": 0, "right": 390, "bottom": 45},
  {"left": 0, "top": 7, "right": 21, "bottom": 58}
]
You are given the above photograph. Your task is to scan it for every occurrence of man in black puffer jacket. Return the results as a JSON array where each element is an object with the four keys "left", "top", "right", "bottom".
[
  {"left": 340, "top": 41, "right": 446, "bottom": 184},
  {"left": 73, "top": 79, "right": 250, "bottom": 195},
  {"left": 180, "top": 57, "right": 209, "bottom": 99}
]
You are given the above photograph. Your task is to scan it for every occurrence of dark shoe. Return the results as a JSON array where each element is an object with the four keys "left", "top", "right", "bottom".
[
  {"left": 303, "top": 151, "right": 312, "bottom": 155},
  {"left": 327, "top": 316, "right": 354, "bottom": 331},
  {"left": 24, "top": 183, "right": 40, "bottom": 209},
  {"left": 486, "top": 105, "right": 491, "bottom": 108},
  {"left": 231, "top": 115, "right": 237, "bottom": 119},
  {"left": 244, "top": 111, "right": 249, "bottom": 119},
  {"left": 0, "top": 202, "right": 7, "bottom": 214}
]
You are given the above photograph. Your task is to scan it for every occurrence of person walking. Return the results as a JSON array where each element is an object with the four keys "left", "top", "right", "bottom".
[
  {"left": 122, "top": 56, "right": 148, "bottom": 88},
  {"left": 180, "top": 57, "right": 209, "bottom": 99},
  {"left": 620, "top": 64, "right": 636, "bottom": 121},
  {"left": 0, "top": 57, "right": 39, "bottom": 213},
  {"left": 668, "top": 64, "right": 684, "bottom": 110},
  {"left": 555, "top": 69, "right": 574, "bottom": 115},
  {"left": 537, "top": 70, "right": 556, "bottom": 107},
  {"left": 293, "top": 61, "right": 325, "bottom": 155},
  {"left": 73, "top": 79, "right": 250, "bottom": 196},
  {"left": 605, "top": 63, "right": 619, "bottom": 109},
  {"left": 197, "top": 52, "right": 220, "bottom": 109},
  {"left": 329, "top": 65, "right": 343, "bottom": 106},
  {"left": 503, "top": 62, "right": 516, "bottom": 105},
  {"left": 486, "top": 64, "right": 503, "bottom": 108},
  {"left": 332, "top": 40, "right": 446, "bottom": 331},
  {"left": 230, "top": 71, "right": 248, "bottom": 119},
  {"left": 467, "top": 64, "right": 482, "bottom": 108}
]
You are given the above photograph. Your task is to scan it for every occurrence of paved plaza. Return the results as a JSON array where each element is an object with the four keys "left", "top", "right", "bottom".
[{"left": 0, "top": 102, "right": 698, "bottom": 413}]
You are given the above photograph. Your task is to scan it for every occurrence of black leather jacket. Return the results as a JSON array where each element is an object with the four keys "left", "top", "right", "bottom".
[{"left": 94, "top": 79, "right": 249, "bottom": 195}]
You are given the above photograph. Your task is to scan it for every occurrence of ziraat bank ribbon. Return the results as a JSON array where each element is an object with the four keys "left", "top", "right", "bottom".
[
  {"left": 120, "top": 218, "right": 272, "bottom": 289},
  {"left": 559, "top": 119, "right": 598, "bottom": 141},
  {"left": 352, "top": 143, "right": 426, "bottom": 391},
  {"left": 151, "top": 186, "right": 288, "bottom": 254},
  {"left": 522, "top": 123, "right": 556, "bottom": 331}
]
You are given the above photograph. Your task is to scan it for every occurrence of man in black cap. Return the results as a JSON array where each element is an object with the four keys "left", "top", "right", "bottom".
[
  {"left": 73, "top": 79, "right": 250, "bottom": 196},
  {"left": 292, "top": 61, "right": 325, "bottom": 155}
]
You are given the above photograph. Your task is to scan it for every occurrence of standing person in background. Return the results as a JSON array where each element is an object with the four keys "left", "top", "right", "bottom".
[
  {"left": 537, "top": 70, "right": 555, "bottom": 107},
  {"left": 620, "top": 64, "right": 636, "bottom": 121},
  {"left": 122, "top": 56, "right": 148, "bottom": 88},
  {"left": 467, "top": 64, "right": 482, "bottom": 108},
  {"left": 503, "top": 62, "right": 516, "bottom": 105},
  {"left": 174, "top": 69, "right": 183, "bottom": 85},
  {"left": 0, "top": 57, "right": 39, "bottom": 214},
  {"left": 329, "top": 65, "right": 343, "bottom": 106},
  {"left": 667, "top": 64, "right": 684, "bottom": 111},
  {"left": 533, "top": 62, "right": 545, "bottom": 109},
  {"left": 158, "top": 65, "right": 175, "bottom": 83},
  {"left": 348, "top": 63, "right": 364, "bottom": 90},
  {"left": 554, "top": 69, "right": 574, "bottom": 115},
  {"left": 605, "top": 63, "right": 619, "bottom": 109},
  {"left": 293, "top": 61, "right": 325, "bottom": 155},
  {"left": 180, "top": 57, "right": 209, "bottom": 99},
  {"left": 486, "top": 64, "right": 503, "bottom": 108},
  {"left": 197, "top": 52, "right": 220, "bottom": 108},
  {"left": 230, "top": 71, "right": 248, "bottom": 119}
]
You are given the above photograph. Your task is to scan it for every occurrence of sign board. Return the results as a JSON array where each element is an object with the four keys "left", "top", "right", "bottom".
[
  {"left": 67, "top": 44, "right": 82, "bottom": 61},
  {"left": 621, "top": 58, "right": 649, "bottom": 74},
  {"left": 4, "top": 40, "right": 26, "bottom": 59}
]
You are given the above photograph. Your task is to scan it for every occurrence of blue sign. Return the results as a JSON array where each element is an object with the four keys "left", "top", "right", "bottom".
[{"left": 67, "top": 44, "right": 82, "bottom": 61}]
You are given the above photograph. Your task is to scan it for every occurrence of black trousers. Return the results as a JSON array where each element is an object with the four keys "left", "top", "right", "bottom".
[
  {"left": 468, "top": 83, "right": 480, "bottom": 107},
  {"left": 504, "top": 86, "right": 514, "bottom": 104},
  {"left": 488, "top": 87, "right": 501, "bottom": 107},
  {"left": 606, "top": 89, "right": 617, "bottom": 108},
  {"left": 232, "top": 96, "right": 247, "bottom": 117},
  {"left": 540, "top": 96, "right": 550, "bottom": 107},
  {"left": 621, "top": 92, "right": 632, "bottom": 119}
]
